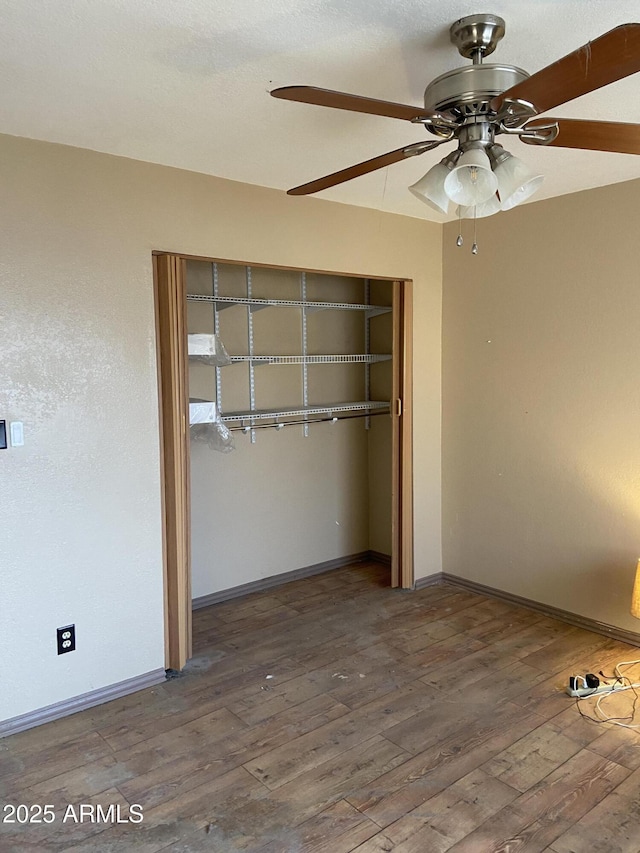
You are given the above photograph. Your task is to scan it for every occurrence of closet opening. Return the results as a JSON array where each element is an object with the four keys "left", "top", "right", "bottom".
[{"left": 154, "top": 253, "right": 413, "bottom": 671}]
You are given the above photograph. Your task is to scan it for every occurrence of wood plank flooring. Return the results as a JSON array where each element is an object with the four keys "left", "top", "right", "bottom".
[{"left": 2, "top": 562, "right": 640, "bottom": 852}]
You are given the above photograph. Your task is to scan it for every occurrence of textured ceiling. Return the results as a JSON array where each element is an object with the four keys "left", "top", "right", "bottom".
[{"left": 2, "top": 0, "right": 640, "bottom": 221}]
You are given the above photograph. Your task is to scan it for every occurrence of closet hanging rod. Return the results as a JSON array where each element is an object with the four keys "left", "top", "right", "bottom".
[{"left": 228, "top": 409, "right": 389, "bottom": 432}]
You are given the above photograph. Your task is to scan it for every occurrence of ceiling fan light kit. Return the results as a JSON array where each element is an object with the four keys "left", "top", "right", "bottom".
[{"left": 272, "top": 14, "right": 640, "bottom": 251}]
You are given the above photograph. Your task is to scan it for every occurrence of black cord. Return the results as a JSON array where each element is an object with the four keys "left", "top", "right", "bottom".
[
  {"left": 575, "top": 698, "right": 605, "bottom": 725},
  {"left": 577, "top": 671, "right": 640, "bottom": 726},
  {"left": 575, "top": 697, "right": 636, "bottom": 725},
  {"left": 599, "top": 669, "right": 625, "bottom": 685},
  {"left": 619, "top": 680, "right": 640, "bottom": 724}
]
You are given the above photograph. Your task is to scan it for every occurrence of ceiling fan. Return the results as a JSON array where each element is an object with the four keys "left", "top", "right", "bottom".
[{"left": 271, "top": 14, "right": 640, "bottom": 220}]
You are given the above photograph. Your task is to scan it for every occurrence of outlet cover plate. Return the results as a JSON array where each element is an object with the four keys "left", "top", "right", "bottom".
[{"left": 57, "top": 625, "right": 76, "bottom": 655}]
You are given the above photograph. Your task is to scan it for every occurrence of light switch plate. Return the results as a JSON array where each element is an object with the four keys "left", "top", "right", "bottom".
[{"left": 10, "top": 422, "right": 24, "bottom": 447}]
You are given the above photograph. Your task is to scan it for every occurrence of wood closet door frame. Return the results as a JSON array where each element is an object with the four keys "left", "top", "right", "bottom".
[
  {"left": 154, "top": 254, "right": 192, "bottom": 671},
  {"left": 154, "top": 253, "right": 413, "bottom": 669},
  {"left": 391, "top": 279, "right": 413, "bottom": 590}
]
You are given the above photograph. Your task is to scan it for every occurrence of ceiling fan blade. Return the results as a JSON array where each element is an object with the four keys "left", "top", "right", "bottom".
[
  {"left": 287, "top": 141, "right": 443, "bottom": 195},
  {"left": 491, "top": 23, "right": 640, "bottom": 115},
  {"left": 271, "top": 85, "right": 437, "bottom": 122},
  {"left": 522, "top": 118, "right": 640, "bottom": 154}
]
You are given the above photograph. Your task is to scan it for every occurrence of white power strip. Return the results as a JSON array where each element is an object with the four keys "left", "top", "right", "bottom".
[{"left": 566, "top": 681, "right": 626, "bottom": 698}]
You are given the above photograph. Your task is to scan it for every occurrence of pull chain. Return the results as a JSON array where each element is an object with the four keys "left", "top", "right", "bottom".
[
  {"left": 472, "top": 206, "right": 478, "bottom": 255},
  {"left": 456, "top": 206, "right": 463, "bottom": 247},
  {"left": 471, "top": 114, "right": 480, "bottom": 255}
]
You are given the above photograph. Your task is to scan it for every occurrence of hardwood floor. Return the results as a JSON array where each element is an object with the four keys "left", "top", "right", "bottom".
[{"left": 2, "top": 562, "right": 640, "bottom": 852}]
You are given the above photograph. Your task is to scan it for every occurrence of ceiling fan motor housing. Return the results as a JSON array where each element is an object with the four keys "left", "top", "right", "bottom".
[
  {"left": 425, "top": 14, "right": 529, "bottom": 128},
  {"left": 424, "top": 64, "right": 530, "bottom": 119}
]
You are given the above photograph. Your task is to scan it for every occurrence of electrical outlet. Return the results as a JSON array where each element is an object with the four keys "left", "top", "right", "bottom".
[{"left": 57, "top": 625, "right": 75, "bottom": 655}]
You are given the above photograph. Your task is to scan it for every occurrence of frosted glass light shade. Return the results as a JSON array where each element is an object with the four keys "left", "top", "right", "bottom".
[
  {"left": 457, "top": 193, "right": 502, "bottom": 219},
  {"left": 444, "top": 147, "right": 498, "bottom": 206},
  {"left": 631, "top": 559, "right": 640, "bottom": 618},
  {"left": 495, "top": 155, "right": 544, "bottom": 210},
  {"left": 409, "top": 163, "right": 451, "bottom": 214}
]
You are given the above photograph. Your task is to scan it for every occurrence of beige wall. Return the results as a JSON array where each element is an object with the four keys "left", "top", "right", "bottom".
[
  {"left": 443, "top": 178, "right": 640, "bottom": 632},
  {"left": 0, "top": 133, "right": 442, "bottom": 724},
  {"left": 6, "top": 124, "right": 639, "bottom": 728}
]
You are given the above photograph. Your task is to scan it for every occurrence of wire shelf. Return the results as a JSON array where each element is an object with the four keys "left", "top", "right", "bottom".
[
  {"left": 188, "top": 267, "right": 393, "bottom": 441},
  {"left": 221, "top": 401, "right": 390, "bottom": 422},
  {"left": 186, "top": 294, "right": 391, "bottom": 316},
  {"left": 228, "top": 354, "right": 391, "bottom": 365}
]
